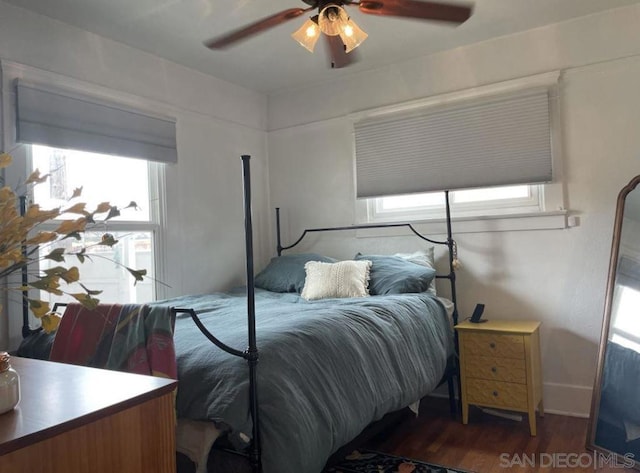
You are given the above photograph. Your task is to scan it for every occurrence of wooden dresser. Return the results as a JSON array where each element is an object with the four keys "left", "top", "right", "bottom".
[
  {"left": 455, "top": 319, "right": 544, "bottom": 435},
  {"left": 0, "top": 357, "right": 177, "bottom": 472}
]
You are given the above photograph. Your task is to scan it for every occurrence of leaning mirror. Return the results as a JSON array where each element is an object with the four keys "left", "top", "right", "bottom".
[{"left": 587, "top": 175, "right": 640, "bottom": 469}]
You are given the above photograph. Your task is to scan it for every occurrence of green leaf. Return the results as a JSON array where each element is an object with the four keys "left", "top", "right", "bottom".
[
  {"left": 80, "top": 283, "right": 103, "bottom": 296},
  {"left": 44, "top": 248, "right": 65, "bottom": 262},
  {"left": 105, "top": 206, "right": 120, "bottom": 220},
  {"left": 126, "top": 267, "right": 147, "bottom": 286},
  {"left": 62, "top": 231, "right": 82, "bottom": 241},
  {"left": 100, "top": 233, "right": 118, "bottom": 247},
  {"left": 29, "top": 276, "right": 63, "bottom": 295},
  {"left": 43, "top": 265, "right": 79, "bottom": 283}
]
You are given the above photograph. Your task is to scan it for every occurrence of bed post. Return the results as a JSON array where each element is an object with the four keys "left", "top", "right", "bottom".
[
  {"left": 444, "top": 190, "right": 458, "bottom": 326},
  {"left": 19, "top": 195, "right": 40, "bottom": 339},
  {"left": 276, "top": 207, "right": 283, "bottom": 256},
  {"left": 444, "top": 189, "right": 461, "bottom": 416},
  {"left": 241, "top": 155, "right": 261, "bottom": 473}
]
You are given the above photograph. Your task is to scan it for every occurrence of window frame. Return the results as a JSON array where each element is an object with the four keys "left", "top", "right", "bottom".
[
  {"left": 25, "top": 144, "right": 168, "bottom": 302},
  {"left": 366, "top": 184, "right": 544, "bottom": 223}
]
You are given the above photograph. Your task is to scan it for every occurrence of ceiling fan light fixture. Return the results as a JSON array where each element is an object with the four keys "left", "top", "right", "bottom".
[
  {"left": 339, "top": 18, "right": 368, "bottom": 53},
  {"left": 318, "top": 4, "right": 349, "bottom": 36},
  {"left": 291, "top": 16, "right": 320, "bottom": 52}
]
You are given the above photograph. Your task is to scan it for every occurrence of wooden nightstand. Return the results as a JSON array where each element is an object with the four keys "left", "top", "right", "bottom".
[{"left": 455, "top": 319, "right": 544, "bottom": 436}]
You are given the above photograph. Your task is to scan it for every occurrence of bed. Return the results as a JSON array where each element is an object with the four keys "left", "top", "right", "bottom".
[{"left": 17, "top": 155, "right": 460, "bottom": 473}]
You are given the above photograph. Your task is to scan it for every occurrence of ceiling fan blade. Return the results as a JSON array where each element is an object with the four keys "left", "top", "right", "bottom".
[
  {"left": 205, "top": 7, "right": 312, "bottom": 49},
  {"left": 326, "top": 35, "right": 357, "bottom": 69},
  {"left": 358, "top": 0, "right": 472, "bottom": 24}
]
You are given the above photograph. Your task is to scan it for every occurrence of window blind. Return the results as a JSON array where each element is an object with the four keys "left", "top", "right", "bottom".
[
  {"left": 16, "top": 80, "right": 177, "bottom": 163},
  {"left": 354, "top": 89, "right": 553, "bottom": 198}
]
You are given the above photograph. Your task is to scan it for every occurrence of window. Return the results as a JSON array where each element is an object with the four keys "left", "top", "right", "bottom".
[
  {"left": 353, "top": 72, "right": 564, "bottom": 226},
  {"left": 367, "top": 184, "right": 542, "bottom": 222},
  {"left": 30, "top": 144, "right": 163, "bottom": 305}
]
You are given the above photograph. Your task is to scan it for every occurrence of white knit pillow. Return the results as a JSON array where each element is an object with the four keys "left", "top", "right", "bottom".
[{"left": 301, "top": 260, "right": 372, "bottom": 301}]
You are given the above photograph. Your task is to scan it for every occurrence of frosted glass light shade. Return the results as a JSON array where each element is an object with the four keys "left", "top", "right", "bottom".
[
  {"left": 318, "top": 4, "right": 349, "bottom": 36},
  {"left": 291, "top": 17, "right": 320, "bottom": 52},
  {"left": 339, "top": 19, "right": 368, "bottom": 53}
]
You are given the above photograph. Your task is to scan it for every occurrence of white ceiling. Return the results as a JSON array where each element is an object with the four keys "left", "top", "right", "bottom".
[{"left": 5, "top": 0, "right": 640, "bottom": 94}]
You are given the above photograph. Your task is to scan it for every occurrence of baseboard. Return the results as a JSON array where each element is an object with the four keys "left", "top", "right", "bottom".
[
  {"left": 542, "top": 382, "right": 593, "bottom": 418},
  {"left": 427, "top": 382, "right": 594, "bottom": 418}
]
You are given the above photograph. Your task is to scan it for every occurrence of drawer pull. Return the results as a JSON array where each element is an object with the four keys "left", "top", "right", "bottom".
[
  {"left": 491, "top": 367, "right": 497, "bottom": 373},
  {"left": 493, "top": 391, "right": 499, "bottom": 397},
  {"left": 489, "top": 342, "right": 496, "bottom": 349}
]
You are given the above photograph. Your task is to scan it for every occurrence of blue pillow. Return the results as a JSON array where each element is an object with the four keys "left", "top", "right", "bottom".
[
  {"left": 255, "top": 253, "right": 336, "bottom": 293},
  {"left": 355, "top": 254, "right": 436, "bottom": 295}
]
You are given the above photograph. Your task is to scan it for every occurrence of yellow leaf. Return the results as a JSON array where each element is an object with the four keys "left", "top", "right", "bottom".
[
  {"left": 41, "top": 314, "right": 61, "bottom": 333},
  {"left": 29, "top": 276, "right": 63, "bottom": 295},
  {"left": 63, "top": 266, "right": 80, "bottom": 283},
  {"left": 23, "top": 204, "right": 60, "bottom": 226},
  {"left": 70, "top": 186, "right": 83, "bottom": 199},
  {"left": 28, "top": 299, "right": 51, "bottom": 318},
  {"left": 0, "top": 248, "right": 24, "bottom": 268},
  {"left": 26, "top": 231, "right": 58, "bottom": 245},
  {"left": 70, "top": 293, "right": 100, "bottom": 310},
  {"left": 94, "top": 202, "right": 111, "bottom": 213},
  {"left": 62, "top": 202, "right": 88, "bottom": 215},
  {"left": 0, "top": 153, "right": 12, "bottom": 169},
  {"left": 25, "top": 169, "right": 49, "bottom": 185},
  {"left": 54, "top": 218, "right": 87, "bottom": 235},
  {"left": 0, "top": 186, "right": 16, "bottom": 202}
]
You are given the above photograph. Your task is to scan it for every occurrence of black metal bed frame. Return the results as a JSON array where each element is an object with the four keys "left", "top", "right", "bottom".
[
  {"left": 21, "top": 155, "right": 460, "bottom": 473},
  {"left": 171, "top": 156, "right": 461, "bottom": 473}
]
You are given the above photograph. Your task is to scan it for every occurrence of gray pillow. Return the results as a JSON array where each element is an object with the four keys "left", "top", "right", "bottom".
[
  {"left": 354, "top": 254, "right": 436, "bottom": 295},
  {"left": 255, "top": 253, "right": 335, "bottom": 293}
]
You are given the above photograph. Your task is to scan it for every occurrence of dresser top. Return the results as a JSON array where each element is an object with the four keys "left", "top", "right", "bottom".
[
  {"left": 455, "top": 319, "right": 541, "bottom": 334},
  {"left": 0, "top": 357, "right": 177, "bottom": 455}
]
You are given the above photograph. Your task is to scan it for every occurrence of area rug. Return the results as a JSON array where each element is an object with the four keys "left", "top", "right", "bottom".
[{"left": 325, "top": 450, "right": 474, "bottom": 473}]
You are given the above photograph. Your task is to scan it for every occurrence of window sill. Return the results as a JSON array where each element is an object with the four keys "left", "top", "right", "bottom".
[{"left": 355, "top": 210, "right": 569, "bottom": 238}]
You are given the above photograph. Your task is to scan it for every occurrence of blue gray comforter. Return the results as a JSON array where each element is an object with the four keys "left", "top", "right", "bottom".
[{"left": 166, "top": 289, "right": 452, "bottom": 473}]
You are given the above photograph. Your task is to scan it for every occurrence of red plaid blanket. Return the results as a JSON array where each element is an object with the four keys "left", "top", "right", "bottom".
[{"left": 50, "top": 303, "right": 177, "bottom": 380}]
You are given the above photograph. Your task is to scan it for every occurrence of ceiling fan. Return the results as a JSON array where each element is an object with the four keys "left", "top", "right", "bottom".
[{"left": 204, "top": 0, "right": 473, "bottom": 69}]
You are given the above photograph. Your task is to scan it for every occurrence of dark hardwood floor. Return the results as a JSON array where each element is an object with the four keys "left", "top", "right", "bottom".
[
  {"left": 365, "top": 397, "right": 631, "bottom": 472},
  {"left": 179, "top": 397, "right": 633, "bottom": 473}
]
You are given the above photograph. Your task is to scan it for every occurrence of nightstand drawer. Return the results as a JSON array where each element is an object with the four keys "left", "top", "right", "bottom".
[
  {"left": 466, "top": 378, "right": 528, "bottom": 410},
  {"left": 465, "top": 356, "right": 526, "bottom": 384},
  {"left": 461, "top": 332, "right": 524, "bottom": 359}
]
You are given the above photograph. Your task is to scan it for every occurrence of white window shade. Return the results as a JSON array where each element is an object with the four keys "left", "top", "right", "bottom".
[
  {"left": 16, "top": 80, "right": 177, "bottom": 164},
  {"left": 354, "top": 89, "right": 552, "bottom": 198}
]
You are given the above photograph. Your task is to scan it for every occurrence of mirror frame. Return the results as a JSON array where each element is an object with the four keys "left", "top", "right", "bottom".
[{"left": 586, "top": 174, "right": 640, "bottom": 469}]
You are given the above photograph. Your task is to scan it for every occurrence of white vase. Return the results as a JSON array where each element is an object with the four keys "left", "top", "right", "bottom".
[{"left": 0, "top": 352, "right": 20, "bottom": 414}]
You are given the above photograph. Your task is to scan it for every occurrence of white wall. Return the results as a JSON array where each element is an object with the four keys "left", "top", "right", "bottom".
[
  {"left": 2, "top": 0, "right": 639, "bottom": 417},
  {"left": 267, "top": 4, "right": 640, "bottom": 416},
  {"left": 0, "top": 1, "right": 270, "bottom": 349}
]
